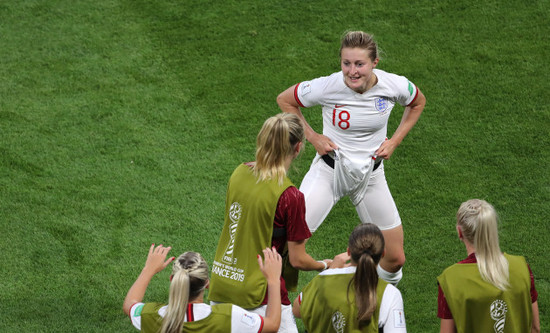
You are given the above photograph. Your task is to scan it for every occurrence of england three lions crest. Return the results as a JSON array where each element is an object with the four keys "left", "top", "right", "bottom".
[{"left": 375, "top": 97, "right": 389, "bottom": 112}]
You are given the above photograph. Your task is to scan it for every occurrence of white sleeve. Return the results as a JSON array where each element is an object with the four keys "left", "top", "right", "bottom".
[
  {"left": 394, "top": 75, "right": 417, "bottom": 107},
  {"left": 231, "top": 305, "right": 264, "bottom": 333},
  {"left": 295, "top": 75, "right": 332, "bottom": 108},
  {"left": 129, "top": 302, "right": 145, "bottom": 330},
  {"left": 378, "top": 284, "right": 407, "bottom": 332}
]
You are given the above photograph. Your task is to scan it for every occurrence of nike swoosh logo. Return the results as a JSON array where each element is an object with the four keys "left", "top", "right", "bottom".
[{"left": 334, "top": 104, "right": 347, "bottom": 108}]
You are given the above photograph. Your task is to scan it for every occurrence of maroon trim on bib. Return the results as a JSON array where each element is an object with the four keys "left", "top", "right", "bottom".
[
  {"left": 294, "top": 83, "right": 305, "bottom": 107},
  {"left": 186, "top": 304, "right": 194, "bottom": 322}
]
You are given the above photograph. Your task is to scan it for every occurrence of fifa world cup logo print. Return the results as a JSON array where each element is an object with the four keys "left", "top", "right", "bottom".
[
  {"left": 490, "top": 299, "right": 508, "bottom": 333},
  {"left": 331, "top": 311, "right": 345, "bottom": 333},
  {"left": 222, "top": 202, "right": 242, "bottom": 264}
]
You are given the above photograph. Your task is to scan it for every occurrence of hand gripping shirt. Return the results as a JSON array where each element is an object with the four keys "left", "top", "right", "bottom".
[
  {"left": 129, "top": 302, "right": 263, "bottom": 333},
  {"left": 209, "top": 163, "right": 293, "bottom": 308},
  {"left": 437, "top": 253, "right": 533, "bottom": 333},
  {"left": 294, "top": 69, "right": 418, "bottom": 165},
  {"left": 298, "top": 266, "right": 406, "bottom": 333}
]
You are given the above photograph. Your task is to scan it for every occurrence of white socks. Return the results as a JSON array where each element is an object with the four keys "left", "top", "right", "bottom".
[{"left": 377, "top": 265, "right": 403, "bottom": 286}]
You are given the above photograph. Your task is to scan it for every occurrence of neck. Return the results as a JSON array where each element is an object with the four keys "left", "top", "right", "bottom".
[
  {"left": 463, "top": 240, "right": 475, "bottom": 256},
  {"left": 365, "top": 73, "right": 378, "bottom": 91},
  {"left": 189, "top": 290, "right": 205, "bottom": 304},
  {"left": 284, "top": 155, "right": 294, "bottom": 172}
]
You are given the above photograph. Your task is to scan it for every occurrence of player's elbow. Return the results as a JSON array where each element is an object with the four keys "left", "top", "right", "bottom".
[
  {"left": 276, "top": 92, "right": 288, "bottom": 109},
  {"left": 261, "top": 317, "right": 281, "bottom": 333},
  {"left": 289, "top": 255, "right": 309, "bottom": 270}
]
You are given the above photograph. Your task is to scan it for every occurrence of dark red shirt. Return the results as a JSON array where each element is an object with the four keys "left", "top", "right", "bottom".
[
  {"left": 262, "top": 186, "right": 311, "bottom": 305},
  {"left": 437, "top": 253, "right": 538, "bottom": 319}
]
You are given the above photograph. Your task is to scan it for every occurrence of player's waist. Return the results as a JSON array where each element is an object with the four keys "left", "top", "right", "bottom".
[{"left": 321, "top": 154, "right": 381, "bottom": 171}]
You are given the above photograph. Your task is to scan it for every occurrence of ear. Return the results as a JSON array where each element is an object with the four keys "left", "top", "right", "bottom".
[
  {"left": 205, "top": 279, "right": 210, "bottom": 289},
  {"left": 295, "top": 141, "right": 303, "bottom": 153},
  {"left": 456, "top": 225, "right": 464, "bottom": 240},
  {"left": 372, "top": 58, "right": 379, "bottom": 68},
  {"left": 346, "top": 247, "right": 351, "bottom": 256}
]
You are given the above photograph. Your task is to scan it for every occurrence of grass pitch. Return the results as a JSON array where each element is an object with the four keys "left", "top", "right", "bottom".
[{"left": 1, "top": 0, "right": 548, "bottom": 331}]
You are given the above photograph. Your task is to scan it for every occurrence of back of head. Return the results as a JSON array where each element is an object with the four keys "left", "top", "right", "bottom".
[
  {"left": 348, "top": 223, "right": 385, "bottom": 322},
  {"left": 456, "top": 199, "right": 509, "bottom": 290},
  {"left": 161, "top": 252, "right": 209, "bottom": 333},
  {"left": 254, "top": 113, "right": 304, "bottom": 184},
  {"left": 340, "top": 31, "right": 379, "bottom": 61}
]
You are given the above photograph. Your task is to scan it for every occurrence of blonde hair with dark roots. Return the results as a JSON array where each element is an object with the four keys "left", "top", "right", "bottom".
[
  {"left": 160, "top": 252, "right": 209, "bottom": 333},
  {"left": 347, "top": 223, "right": 385, "bottom": 322},
  {"left": 254, "top": 113, "right": 304, "bottom": 184},
  {"left": 457, "top": 199, "right": 509, "bottom": 290},
  {"left": 340, "top": 31, "right": 379, "bottom": 62}
]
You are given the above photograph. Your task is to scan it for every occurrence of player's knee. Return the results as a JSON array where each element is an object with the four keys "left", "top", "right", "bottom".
[{"left": 384, "top": 252, "right": 405, "bottom": 272}]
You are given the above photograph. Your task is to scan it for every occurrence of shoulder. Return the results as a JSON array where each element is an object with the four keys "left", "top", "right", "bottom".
[
  {"left": 319, "top": 266, "right": 356, "bottom": 276},
  {"left": 374, "top": 69, "right": 411, "bottom": 88},
  {"left": 382, "top": 283, "right": 402, "bottom": 300},
  {"left": 280, "top": 186, "right": 303, "bottom": 200},
  {"left": 300, "top": 72, "right": 347, "bottom": 93},
  {"left": 503, "top": 253, "right": 527, "bottom": 263},
  {"left": 229, "top": 305, "right": 264, "bottom": 331}
]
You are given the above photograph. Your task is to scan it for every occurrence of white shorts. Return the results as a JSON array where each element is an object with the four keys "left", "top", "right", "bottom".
[
  {"left": 300, "top": 158, "right": 401, "bottom": 232},
  {"left": 209, "top": 302, "right": 297, "bottom": 333}
]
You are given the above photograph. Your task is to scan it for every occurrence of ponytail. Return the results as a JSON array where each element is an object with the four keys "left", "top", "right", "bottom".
[
  {"left": 457, "top": 199, "right": 509, "bottom": 290},
  {"left": 254, "top": 113, "right": 304, "bottom": 184},
  {"left": 160, "top": 270, "right": 189, "bottom": 333},
  {"left": 161, "top": 252, "right": 209, "bottom": 333},
  {"left": 347, "top": 224, "right": 385, "bottom": 322}
]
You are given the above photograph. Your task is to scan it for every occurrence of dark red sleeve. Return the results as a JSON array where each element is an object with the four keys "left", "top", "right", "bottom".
[
  {"left": 274, "top": 186, "right": 311, "bottom": 242},
  {"left": 437, "top": 284, "right": 453, "bottom": 319},
  {"left": 528, "top": 264, "right": 538, "bottom": 303}
]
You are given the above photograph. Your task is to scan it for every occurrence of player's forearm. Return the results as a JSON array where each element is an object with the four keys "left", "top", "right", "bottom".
[
  {"left": 277, "top": 86, "right": 319, "bottom": 142},
  {"left": 531, "top": 301, "right": 540, "bottom": 333},
  {"left": 290, "top": 253, "right": 326, "bottom": 271},
  {"left": 291, "top": 296, "right": 302, "bottom": 318},
  {"left": 122, "top": 268, "right": 155, "bottom": 315},
  {"left": 261, "top": 279, "right": 282, "bottom": 333},
  {"left": 391, "top": 90, "right": 425, "bottom": 145}
]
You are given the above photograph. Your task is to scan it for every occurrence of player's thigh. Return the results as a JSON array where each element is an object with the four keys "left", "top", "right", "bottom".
[
  {"left": 299, "top": 160, "right": 337, "bottom": 232},
  {"left": 380, "top": 225, "right": 405, "bottom": 261},
  {"left": 354, "top": 168, "right": 401, "bottom": 230}
]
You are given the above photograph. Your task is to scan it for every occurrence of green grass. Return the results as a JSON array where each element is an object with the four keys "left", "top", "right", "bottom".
[{"left": 1, "top": 0, "right": 548, "bottom": 331}]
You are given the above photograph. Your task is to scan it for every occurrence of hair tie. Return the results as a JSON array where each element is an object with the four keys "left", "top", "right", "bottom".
[{"left": 362, "top": 250, "right": 373, "bottom": 257}]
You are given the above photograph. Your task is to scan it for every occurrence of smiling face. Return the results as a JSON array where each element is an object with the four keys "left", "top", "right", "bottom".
[{"left": 340, "top": 47, "right": 379, "bottom": 94}]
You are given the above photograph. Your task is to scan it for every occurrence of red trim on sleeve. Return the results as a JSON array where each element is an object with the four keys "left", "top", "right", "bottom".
[
  {"left": 406, "top": 85, "right": 419, "bottom": 106},
  {"left": 187, "top": 303, "right": 194, "bottom": 322},
  {"left": 257, "top": 315, "right": 264, "bottom": 333},
  {"left": 127, "top": 302, "right": 140, "bottom": 318},
  {"left": 294, "top": 83, "right": 305, "bottom": 107}
]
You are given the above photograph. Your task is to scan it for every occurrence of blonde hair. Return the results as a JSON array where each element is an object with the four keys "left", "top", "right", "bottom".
[
  {"left": 340, "top": 31, "right": 379, "bottom": 62},
  {"left": 347, "top": 223, "right": 385, "bottom": 322},
  {"left": 160, "top": 252, "right": 209, "bottom": 333},
  {"left": 254, "top": 113, "right": 304, "bottom": 184},
  {"left": 456, "top": 199, "right": 509, "bottom": 290}
]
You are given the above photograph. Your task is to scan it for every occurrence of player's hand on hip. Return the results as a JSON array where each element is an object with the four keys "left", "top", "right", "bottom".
[
  {"left": 374, "top": 138, "right": 397, "bottom": 160},
  {"left": 310, "top": 133, "right": 338, "bottom": 155}
]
